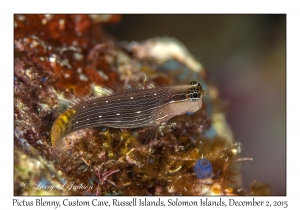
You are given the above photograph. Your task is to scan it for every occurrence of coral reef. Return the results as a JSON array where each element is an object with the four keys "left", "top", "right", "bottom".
[{"left": 14, "top": 14, "right": 271, "bottom": 196}]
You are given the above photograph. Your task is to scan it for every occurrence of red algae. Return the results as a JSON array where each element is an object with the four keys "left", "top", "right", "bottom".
[{"left": 14, "top": 14, "right": 122, "bottom": 95}]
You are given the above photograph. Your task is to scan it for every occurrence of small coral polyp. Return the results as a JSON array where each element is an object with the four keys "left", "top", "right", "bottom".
[{"left": 194, "top": 158, "right": 213, "bottom": 179}]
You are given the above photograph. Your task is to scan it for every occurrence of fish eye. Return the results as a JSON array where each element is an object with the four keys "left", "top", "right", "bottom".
[
  {"left": 194, "top": 158, "right": 213, "bottom": 179},
  {"left": 188, "top": 90, "right": 200, "bottom": 101},
  {"left": 187, "top": 81, "right": 203, "bottom": 101}
]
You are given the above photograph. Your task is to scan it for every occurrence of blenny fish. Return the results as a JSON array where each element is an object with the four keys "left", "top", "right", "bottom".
[{"left": 51, "top": 80, "right": 206, "bottom": 151}]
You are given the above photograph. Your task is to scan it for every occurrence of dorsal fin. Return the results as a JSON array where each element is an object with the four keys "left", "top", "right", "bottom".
[
  {"left": 91, "top": 84, "right": 115, "bottom": 97},
  {"left": 54, "top": 76, "right": 161, "bottom": 114},
  {"left": 122, "top": 75, "right": 160, "bottom": 91}
]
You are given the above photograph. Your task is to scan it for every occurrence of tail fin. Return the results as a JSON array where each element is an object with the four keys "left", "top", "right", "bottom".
[{"left": 51, "top": 109, "right": 77, "bottom": 156}]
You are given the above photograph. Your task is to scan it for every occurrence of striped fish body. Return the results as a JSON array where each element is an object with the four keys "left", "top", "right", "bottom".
[
  {"left": 50, "top": 81, "right": 205, "bottom": 148},
  {"left": 72, "top": 87, "right": 171, "bottom": 130}
]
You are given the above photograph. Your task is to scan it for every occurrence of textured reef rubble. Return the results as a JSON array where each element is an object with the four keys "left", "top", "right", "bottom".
[{"left": 14, "top": 14, "right": 272, "bottom": 196}]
